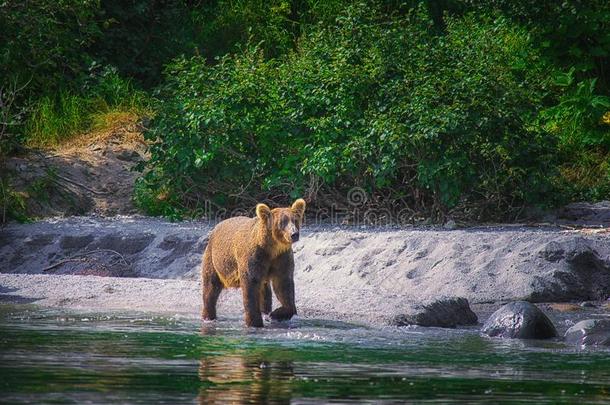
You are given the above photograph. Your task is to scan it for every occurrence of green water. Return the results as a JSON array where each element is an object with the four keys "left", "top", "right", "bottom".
[{"left": 1, "top": 306, "right": 609, "bottom": 404}]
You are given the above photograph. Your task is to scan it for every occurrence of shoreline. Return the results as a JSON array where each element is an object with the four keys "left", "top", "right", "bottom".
[
  {"left": 1, "top": 272, "right": 608, "bottom": 335},
  {"left": 1, "top": 215, "right": 609, "bottom": 330}
]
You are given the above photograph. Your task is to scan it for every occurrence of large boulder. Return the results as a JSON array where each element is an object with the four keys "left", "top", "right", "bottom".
[
  {"left": 390, "top": 297, "right": 478, "bottom": 328},
  {"left": 482, "top": 301, "right": 557, "bottom": 339},
  {"left": 532, "top": 238, "right": 610, "bottom": 302},
  {"left": 564, "top": 319, "right": 610, "bottom": 346}
]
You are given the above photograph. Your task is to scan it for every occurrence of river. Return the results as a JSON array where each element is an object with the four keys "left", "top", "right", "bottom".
[{"left": 1, "top": 305, "right": 609, "bottom": 404}]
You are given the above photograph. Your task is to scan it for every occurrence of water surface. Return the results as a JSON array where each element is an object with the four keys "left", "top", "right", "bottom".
[{"left": 1, "top": 305, "right": 609, "bottom": 404}]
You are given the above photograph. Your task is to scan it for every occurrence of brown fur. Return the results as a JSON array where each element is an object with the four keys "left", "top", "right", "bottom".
[{"left": 201, "top": 199, "right": 306, "bottom": 327}]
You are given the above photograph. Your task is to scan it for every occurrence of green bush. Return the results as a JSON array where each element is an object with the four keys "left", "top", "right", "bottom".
[
  {"left": 0, "top": 0, "right": 101, "bottom": 92},
  {"left": 139, "top": 4, "right": 558, "bottom": 220},
  {"left": 3, "top": 0, "right": 607, "bottom": 222},
  {"left": 89, "top": 0, "right": 353, "bottom": 87},
  {"left": 465, "top": 0, "right": 610, "bottom": 86},
  {"left": 542, "top": 70, "right": 610, "bottom": 150},
  {"left": 190, "top": 0, "right": 362, "bottom": 62},
  {"left": 540, "top": 69, "right": 610, "bottom": 201},
  {"left": 0, "top": 0, "right": 101, "bottom": 153}
]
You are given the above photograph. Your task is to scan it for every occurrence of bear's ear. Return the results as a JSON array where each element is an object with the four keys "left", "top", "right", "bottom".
[
  {"left": 256, "top": 203, "right": 272, "bottom": 228},
  {"left": 291, "top": 198, "right": 306, "bottom": 220}
]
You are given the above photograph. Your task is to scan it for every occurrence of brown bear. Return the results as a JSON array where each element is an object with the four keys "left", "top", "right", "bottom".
[{"left": 201, "top": 199, "right": 306, "bottom": 327}]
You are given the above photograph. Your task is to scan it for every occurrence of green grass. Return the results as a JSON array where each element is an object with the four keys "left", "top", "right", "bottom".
[
  {"left": 25, "top": 92, "right": 89, "bottom": 147},
  {"left": 24, "top": 71, "right": 150, "bottom": 148}
]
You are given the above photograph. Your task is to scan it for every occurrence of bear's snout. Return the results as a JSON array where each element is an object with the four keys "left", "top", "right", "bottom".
[{"left": 291, "top": 232, "right": 300, "bottom": 242}]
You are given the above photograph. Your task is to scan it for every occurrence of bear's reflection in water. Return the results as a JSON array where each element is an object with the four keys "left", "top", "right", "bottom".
[{"left": 197, "top": 326, "right": 295, "bottom": 404}]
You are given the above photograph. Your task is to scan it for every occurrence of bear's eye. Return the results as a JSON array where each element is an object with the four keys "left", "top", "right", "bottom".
[{"left": 279, "top": 215, "right": 289, "bottom": 228}]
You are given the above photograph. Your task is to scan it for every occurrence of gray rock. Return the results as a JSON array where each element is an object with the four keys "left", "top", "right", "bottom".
[
  {"left": 557, "top": 201, "right": 610, "bottom": 226},
  {"left": 531, "top": 238, "right": 610, "bottom": 302},
  {"left": 482, "top": 301, "right": 557, "bottom": 339},
  {"left": 390, "top": 297, "right": 478, "bottom": 328},
  {"left": 443, "top": 220, "right": 457, "bottom": 230},
  {"left": 564, "top": 319, "right": 610, "bottom": 346},
  {"left": 116, "top": 149, "right": 143, "bottom": 162}
]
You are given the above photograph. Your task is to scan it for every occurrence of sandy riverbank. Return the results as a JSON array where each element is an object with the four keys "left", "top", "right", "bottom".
[{"left": 2, "top": 215, "right": 610, "bottom": 327}]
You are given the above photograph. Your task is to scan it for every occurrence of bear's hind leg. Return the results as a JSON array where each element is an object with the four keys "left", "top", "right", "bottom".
[
  {"left": 260, "top": 283, "right": 272, "bottom": 315},
  {"left": 202, "top": 249, "right": 223, "bottom": 320}
]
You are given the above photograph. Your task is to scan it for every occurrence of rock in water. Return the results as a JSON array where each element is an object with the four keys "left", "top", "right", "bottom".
[
  {"left": 564, "top": 319, "right": 610, "bottom": 346},
  {"left": 481, "top": 301, "right": 557, "bottom": 339},
  {"left": 390, "top": 297, "right": 478, "bottom": 328}
]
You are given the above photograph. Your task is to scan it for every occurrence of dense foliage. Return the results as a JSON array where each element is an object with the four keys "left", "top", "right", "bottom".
[{"left": 1, "top": 0, "right": 609, "bottom": 222}]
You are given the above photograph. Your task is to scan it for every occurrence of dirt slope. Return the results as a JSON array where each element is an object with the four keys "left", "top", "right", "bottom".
[{"left": 4, "top": 114, "right": 146, "bottom": 218}]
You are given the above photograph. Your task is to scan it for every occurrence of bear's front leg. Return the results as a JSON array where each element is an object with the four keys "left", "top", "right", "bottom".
[
  {"left": 270, "top": 274, "right": 296, "bottom": 321},
  {"left": 270, "top": 268, "right": 297, "bottom": 321},
  {"left": 269, "top": 253, "right": 297, "bottom": 321},
  {"left": 240, "top": 274, "right": 264, "bottom": 327}
]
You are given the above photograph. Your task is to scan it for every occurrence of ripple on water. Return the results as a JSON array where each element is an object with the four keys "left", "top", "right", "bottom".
[{"left": 1, "top": 305, "right": 609, "bottom": 404}]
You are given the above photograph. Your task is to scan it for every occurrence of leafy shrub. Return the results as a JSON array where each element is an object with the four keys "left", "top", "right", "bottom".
[
  {"left": 0, "top": 0, "right": 101, "bottom": 92},
  {"left": 90, "top": 0, "right": 351, "bottom": 87},
  {"left": 0, "top": 0, "right": 102, "bottom": 152},
  {"left": 465, "top": 0, "right": 610, "bottom": 86},
  {"left": 139, "top": 45, "right": 283, "bottom": 210},
  {"left": 542, "top": 69, "right": 610, "bottom": 150},
  {"left": 139, "top": 4, "right": 558, "bottom": 220},
  {"left": 541, "top": 69, "right": 610, "bottom": 201},
  {"left": 89, "top": 0, "right": 201, "bottom": 87}
]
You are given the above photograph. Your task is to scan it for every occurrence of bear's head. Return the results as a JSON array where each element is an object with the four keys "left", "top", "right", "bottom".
[{"left": 256, "top": 199, "right": 306, "bottom": 246}]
